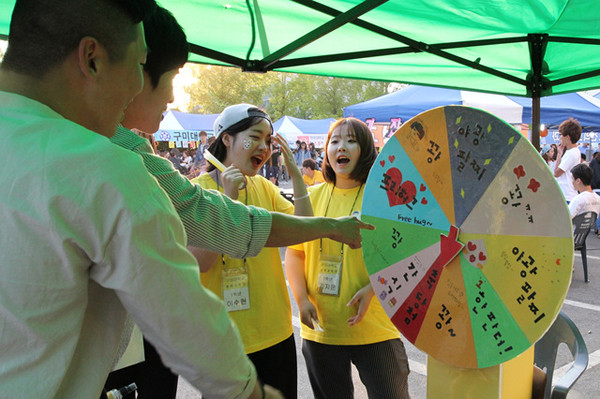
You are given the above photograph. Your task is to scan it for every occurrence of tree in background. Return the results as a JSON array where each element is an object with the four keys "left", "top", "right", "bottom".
[
  {"left": 185, "top": 65, "right": 279, "bottom": 114},
  {"left": 185, "top": 64, "right": 394, "bottom": 120}
]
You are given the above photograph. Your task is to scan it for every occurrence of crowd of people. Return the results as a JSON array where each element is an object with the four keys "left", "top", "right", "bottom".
[
  {"left": 157, "top": 134, "right": 327, "bottom": 187},
  {"left": 257, "top": 139, "right": 325, "bottom": 187},
  {"left": 541, "top": 118, "right": 600, "bottom": 232}
]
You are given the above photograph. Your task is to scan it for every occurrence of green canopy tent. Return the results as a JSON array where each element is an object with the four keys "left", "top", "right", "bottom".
[{"left": 2, "top": 0, "right": 600, "bottom": 148}]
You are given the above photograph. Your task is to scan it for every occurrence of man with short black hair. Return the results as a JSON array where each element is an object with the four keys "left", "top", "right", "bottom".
[
  {"left": 569, "top": 163, "right": 600, "bottom": 218},
  {"left": 0, "top": 1, "right": 270, "bottom": 397}
]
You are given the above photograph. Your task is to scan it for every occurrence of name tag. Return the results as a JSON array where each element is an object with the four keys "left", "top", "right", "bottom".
[
  {"left": 317, "top": 255, "right": 343, "bottom": 296},
  {"left": 222, "top": 267, "right": 250, "bottom": 312}
]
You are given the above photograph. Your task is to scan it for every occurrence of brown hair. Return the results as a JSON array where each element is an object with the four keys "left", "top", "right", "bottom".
[
  {"left": 302, "top": 158, "right": 317, "bottom": 170},
  {"left": 559, "top": 117, "right": 582, "bottom": 144},
  {"left": 322, "top": 118, "right": 377, "bottom": 185}
]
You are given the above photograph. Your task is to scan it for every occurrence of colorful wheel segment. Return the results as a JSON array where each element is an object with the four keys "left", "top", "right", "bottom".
[{"left": 362, "top": 105, "right": 573, "bottom": 369}]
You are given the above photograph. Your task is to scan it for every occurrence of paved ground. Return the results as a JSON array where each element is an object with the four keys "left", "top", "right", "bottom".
[{"left": 177, "top": 178, "right": 600, "bottom": 398}]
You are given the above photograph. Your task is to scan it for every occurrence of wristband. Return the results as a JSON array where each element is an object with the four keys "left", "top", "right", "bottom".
[{"left": 293, "top": 192, "right": 310, "bottom": 201}]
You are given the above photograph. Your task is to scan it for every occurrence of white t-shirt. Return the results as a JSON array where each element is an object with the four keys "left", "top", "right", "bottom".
[
  {"left": 0, "top": 92, "right": 256, "bottom": 398},
  {"left": 568, "top": 190, "right": 600, "bottom": 218},
  {"left": 556, "top": 147, "right": 581, "bottom": 201}
]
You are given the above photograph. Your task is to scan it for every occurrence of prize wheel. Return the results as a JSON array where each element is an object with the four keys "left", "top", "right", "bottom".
[{"left": 362, "top": 106, "right": 573, "bottom": 368}]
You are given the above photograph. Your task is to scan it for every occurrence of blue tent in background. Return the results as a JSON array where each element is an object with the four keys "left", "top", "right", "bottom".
[
  {"left": 507, "top": 92, "right": 600, "bottom": 131},
  {"left": 344, "top": 85, "right": 523, "bottom": 125},
  {"left": 344, "top": 85, "right": 600, "bottom": 132},
  {"left": 272, "top": 116, "right": 335, "bottom": 148}
]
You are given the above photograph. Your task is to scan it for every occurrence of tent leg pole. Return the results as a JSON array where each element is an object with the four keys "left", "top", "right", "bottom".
[{"left": 532, "top": 96, "right": 540, "bottom": 151}]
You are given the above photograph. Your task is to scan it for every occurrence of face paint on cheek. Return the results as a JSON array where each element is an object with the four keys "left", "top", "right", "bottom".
[{"left": 243, "top": 139, "right": 252, "bottom": 150}]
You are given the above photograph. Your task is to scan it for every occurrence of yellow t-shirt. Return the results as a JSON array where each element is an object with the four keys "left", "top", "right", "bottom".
[
  {"left": 290, "top": 182, "right": 400, "bottom": 345},
  {"left": 192, "top": 173, "right": 294, "bottom": 353},
  {"left": 303, "top": 170, "right": 325, "bottom": 186}
]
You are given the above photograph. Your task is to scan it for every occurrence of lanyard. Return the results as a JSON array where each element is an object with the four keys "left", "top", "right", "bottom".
[
  {"left": 319, "top": 183, "right": 363, "bottom": 257},
  {"left": 216, "top": 172, "right": 248, "bottom": 269}
]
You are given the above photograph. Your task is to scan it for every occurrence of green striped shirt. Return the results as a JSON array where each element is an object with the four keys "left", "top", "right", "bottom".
[{"left": 110, "top": 126, "right": 271, "bottom": 258}]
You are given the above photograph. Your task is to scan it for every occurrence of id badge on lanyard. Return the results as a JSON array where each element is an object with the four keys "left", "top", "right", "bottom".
[
  {"left": 317, "top": 254, "right": 343, "bottom": 296},
  {"left": 222, "top": 257, "right": 250, "bottom": 312}
]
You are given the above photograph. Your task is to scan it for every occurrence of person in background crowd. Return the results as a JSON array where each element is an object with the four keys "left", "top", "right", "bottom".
[
  {"left": 266, "top": 141, "right": 282, "bottom": 185},
  {"left": 591, "top": 151, "right": 600, "bottom": 234},
  {"left": 168, "top": 148, "right": 183, "bottom": 172},
  {"left": 309, "top": 141, "right": 318, "bottom": 160},
  {"left": 540, "top": 144, "right": 556, "bottom": 170},
  {"left": 181, "top": 149, "right": 193, "bottom": 172},
  {"left": 294, "top": 141, "right": 311, "bottom": 167},
  {"left": 186, "top": 164, "right": 203, "bottom": 179},
  {"left": 316, "top": 150, "right": 325, "bottom": 170},
  {"left": 589, "top": 152, "right": 600, "bottom": 190},
  {"left": 280, "top": 155, "right": 290, "bottom": 181},
  {"left": 0, "top": 0, "right": 283, "bottom": 397},
  {"left": 286, "top": 118, "right": 411, "bottom": 399},
  {"left": 193, "top": 130, "right": 208, "bottom": 168},
  {"left": 294, "top": 139, "right": 302, "bottom": 155},
  {"left": 192, "top": 104, "right": 338, "bottom": 399},
  {"left": 302, "top": 158, "right": 325, "bottom": 186},
  {"left": 569, "top": 163, "right": 600, "bottom": 219},
  {"left": 554, "top": 117, "right": 582, "bottom": 203},
  {"left": 104, "top": 8, "right": 372, "bottom": 399},
  {"left": 581, "top": 153, "right": 587, "bottom": 164}
]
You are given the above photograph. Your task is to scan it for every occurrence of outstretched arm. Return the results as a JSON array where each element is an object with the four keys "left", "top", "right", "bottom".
[{"left": 266, "top": 213, "right": 374, "bottom": 249}]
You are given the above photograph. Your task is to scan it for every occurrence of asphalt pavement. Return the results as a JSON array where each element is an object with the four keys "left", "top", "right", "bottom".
[{"left": 177, "top": 178, "right": 600, "bottom": 398}]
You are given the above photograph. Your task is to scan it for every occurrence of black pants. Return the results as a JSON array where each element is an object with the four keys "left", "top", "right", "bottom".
[
  {"left": 248, "top": 334, "right": 297, "bottom": 399},
  {"left": 302, "top": 339, "right": 410, "bottom": 399},
  {"left": 104, "top": 338, "right": 178, "bottom": 399},
  {"left": 266, "top": 165, "right": 280, "bottom": 184}
]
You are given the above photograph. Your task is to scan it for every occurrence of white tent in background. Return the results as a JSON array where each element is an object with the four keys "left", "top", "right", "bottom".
[{"left": 272, "top": 116, "right": 336, "bottom": 148}]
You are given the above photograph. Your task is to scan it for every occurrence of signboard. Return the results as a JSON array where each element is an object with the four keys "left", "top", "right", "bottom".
[{"left": 154, "top": 130, "right": 202, "bottom": 147}]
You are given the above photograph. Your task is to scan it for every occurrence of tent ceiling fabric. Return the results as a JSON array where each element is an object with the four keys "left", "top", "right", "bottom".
[{"left": 1, "top": 1, "right": 599, "bottom": 97}]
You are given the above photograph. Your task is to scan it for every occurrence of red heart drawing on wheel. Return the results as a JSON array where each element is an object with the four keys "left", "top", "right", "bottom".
[
  {"left": 469, "top": 254, "right": 476, "bottom": 263},
  {"left": 380, "top": 160, "right": 385, "bottom": 167},
  {"left": 467, "top": 241, "right": 477, "bottom": 251},
  {"left": 479, "top": 252, "right": 487, "bottom": 261},
  {"left": 421, "top": 197, "right": 428, "bottom": 205},
  {"left": 528, "top": 178, "right": 541, "bottom": 193},
  {"left": 389, "top": 155, "right": 395, "bottom": 163},
  {"left": 420, "top": 184, "right": 426, "bottom": 192},
  {"left": 513, "top": 165, "right": 525, "bottom": 179},
  {"left": 384, "top": 167, "right": 417, "bottom": 207}
]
